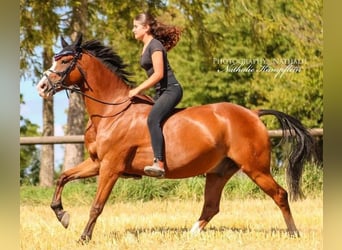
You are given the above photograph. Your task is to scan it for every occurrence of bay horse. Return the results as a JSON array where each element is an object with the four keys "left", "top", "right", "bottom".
[{"left": 36, "top": 35, "right": 315, "bottom": 242}]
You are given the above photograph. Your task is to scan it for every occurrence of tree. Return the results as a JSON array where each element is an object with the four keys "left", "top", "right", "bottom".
[
  {"left": 61, "top": 0, "right": 88, "bottom": 171},
  {"left": 20, "top": 0, "right": 62, "bottom": 186},
  {"left": 39, "top": 45, "right": 55, "bottom": 187}
]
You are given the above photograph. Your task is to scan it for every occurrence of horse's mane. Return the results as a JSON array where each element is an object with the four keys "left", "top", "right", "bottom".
[{"left": 81, "top": 40, "right": 135, "bottom": 86}]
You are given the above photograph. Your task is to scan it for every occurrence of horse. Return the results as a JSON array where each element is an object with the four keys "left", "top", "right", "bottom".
[{"left": 36, "top": 34, "right": 315, "bottom": 242}]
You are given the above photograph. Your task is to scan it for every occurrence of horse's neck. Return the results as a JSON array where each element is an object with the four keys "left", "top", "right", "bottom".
[{"left": 82, "top": 56, "right": 130, "bottom": 114}]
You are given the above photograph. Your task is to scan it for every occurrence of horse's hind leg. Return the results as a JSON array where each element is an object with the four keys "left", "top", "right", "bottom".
[
  {"left": 191, "top": 159, "right": 239, "bottom": 234},
  {"left": 51, "top": 157, "right": 100, "bottom": 228},
  {"left": 243, "top": 164, "right": 300, "bottom": 237}
]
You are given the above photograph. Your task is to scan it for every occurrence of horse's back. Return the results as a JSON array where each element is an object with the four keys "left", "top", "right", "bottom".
[{"left": 166, "top": 102, "right": 263, "bottom": 135}]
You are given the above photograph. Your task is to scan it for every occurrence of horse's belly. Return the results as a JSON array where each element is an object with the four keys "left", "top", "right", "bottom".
[{"left": 162, "top": 115, "right": 227, "bottom": 177}]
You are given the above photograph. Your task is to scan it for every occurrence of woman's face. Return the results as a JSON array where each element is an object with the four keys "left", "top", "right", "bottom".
[{"left": 132, "top": 20, "right": 149, "bottom": 41}]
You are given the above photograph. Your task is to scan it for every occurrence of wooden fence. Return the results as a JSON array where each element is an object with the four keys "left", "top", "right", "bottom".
[{"left": 20, "top": 128, "right": 323, "bottom": 145}]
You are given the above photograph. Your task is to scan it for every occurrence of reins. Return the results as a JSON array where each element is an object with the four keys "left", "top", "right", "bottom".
[{"left": 62, "top": 84, "right": 131, "bottom": 106}]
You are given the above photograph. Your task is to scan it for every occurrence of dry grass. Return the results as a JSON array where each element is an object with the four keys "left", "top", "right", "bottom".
[{"left": 20, "top": 197, "right": 322, "bottom": 250}]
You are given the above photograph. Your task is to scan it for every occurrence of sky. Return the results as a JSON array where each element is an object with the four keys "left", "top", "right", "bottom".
[{"left": 20, "top": 79, "right": 69, "bottom": 167}]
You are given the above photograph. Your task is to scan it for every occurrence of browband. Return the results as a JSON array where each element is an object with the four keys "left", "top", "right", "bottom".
[{"left": 54, "top": 50, "right": 75, "bottom": 61}]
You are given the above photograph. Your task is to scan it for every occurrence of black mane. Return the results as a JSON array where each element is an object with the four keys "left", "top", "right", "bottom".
[{"left": 80, "top": 40, "right": 135, "bottom": 86}]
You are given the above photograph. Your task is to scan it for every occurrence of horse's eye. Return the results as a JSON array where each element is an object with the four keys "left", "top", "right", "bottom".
[{"left": 61, "top": 59, "right": 70, "bottom": 64}]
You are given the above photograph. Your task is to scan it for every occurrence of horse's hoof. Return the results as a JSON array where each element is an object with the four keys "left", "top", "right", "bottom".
[
  {"left": 77, "top": 235, "right": 91, "bottom": 244},
  {"left": 60, "top": 212, "right": 70, "bottom": 228},
  {"left": 190, "top": 221, "right": 202, "bottom": 235},
  {"left": 287, "top": 229, "right": 300, "bottom": 238},
  {"left": 290, "top": 231, "right": 301, "bottom": 238}
]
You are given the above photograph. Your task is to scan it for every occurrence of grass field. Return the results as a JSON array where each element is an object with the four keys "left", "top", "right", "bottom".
[{"left": 20, "top": 196, "right": 322, "bottom": 250}]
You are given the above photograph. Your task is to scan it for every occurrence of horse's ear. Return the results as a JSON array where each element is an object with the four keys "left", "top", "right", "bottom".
[
  {"left": 61, "top": 36, "right": 69, "bottom": 48},
  {"left": 75, "top": 33, "right": 83, "bottom": 47}
]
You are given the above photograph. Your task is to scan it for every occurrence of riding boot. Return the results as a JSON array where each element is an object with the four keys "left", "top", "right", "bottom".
[{"left": 144, "top": 158, "right": 165, "bottom": 177}]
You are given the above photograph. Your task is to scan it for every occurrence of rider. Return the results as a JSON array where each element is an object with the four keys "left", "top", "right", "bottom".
[{"left": 128, "top": 12, "right": 183, "bottom": 177}]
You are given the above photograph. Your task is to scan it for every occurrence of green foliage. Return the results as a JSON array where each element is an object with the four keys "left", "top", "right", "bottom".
[
  {"left": 109, "top": 177, "right": 181, "bottom": 202},
  {"left": 168, "top": 0, "right": 323, "bottom": 129},
  {"left": 20, "top": 184, "right": 54, "bottom": 205},
  {"left": 20, "top": 0, "right": 63, "bottom": 79},
  {"left": 301, "top": 164, "right": 323, "bottom": 197},
  {"left": 20, "top": 162, "right": 322, "bottom": 205}
]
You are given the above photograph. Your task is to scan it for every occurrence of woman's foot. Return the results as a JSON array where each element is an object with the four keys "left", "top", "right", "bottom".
[{"left": 144, "top": 159, "right": 165, "bottom": 177}]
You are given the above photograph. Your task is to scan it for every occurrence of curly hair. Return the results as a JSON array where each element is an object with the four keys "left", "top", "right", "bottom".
[{"left": 134, "top": 12, "right": 182, "bottom": 51}]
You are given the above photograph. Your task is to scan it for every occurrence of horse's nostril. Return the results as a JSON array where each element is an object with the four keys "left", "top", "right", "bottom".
[
  {"left": 39, "top": 83, "right": 47, "bottom": 90},
  {"left": 37, "top": 82, "right": 47, "bottom": 94}
]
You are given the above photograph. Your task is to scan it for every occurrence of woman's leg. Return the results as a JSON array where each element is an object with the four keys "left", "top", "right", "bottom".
[{"left": 145, "top": 84, "right": 182, "bottom": 176}]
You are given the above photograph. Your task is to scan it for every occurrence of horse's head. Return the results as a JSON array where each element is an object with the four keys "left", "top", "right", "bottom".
[{"left": 37, "top": 34, "right": 84, "bottom": 99}]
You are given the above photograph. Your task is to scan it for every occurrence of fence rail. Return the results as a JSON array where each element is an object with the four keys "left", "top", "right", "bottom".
[{"left": 20, "top": 128, "right": 323, "bottom": 145}]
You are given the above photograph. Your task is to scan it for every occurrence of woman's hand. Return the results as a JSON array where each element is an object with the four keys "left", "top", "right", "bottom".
[{"left": 128, "top": 87, "right": 141, "bottom": 98}]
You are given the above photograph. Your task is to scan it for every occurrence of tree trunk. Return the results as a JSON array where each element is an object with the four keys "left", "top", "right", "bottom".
[
  {"left": 39, "top": 46, "right": 54, "bottom": 187},
  {"left": 62, "top": 0, "right": 88, "bottom": 171},
  {"left": 62, "top": 94, "right": 85, "bottom": 171}
]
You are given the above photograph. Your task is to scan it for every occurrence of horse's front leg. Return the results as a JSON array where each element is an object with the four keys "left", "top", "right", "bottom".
[
  {"left": 51, "top": 157, "right": 100, "bottom": 228},
  {"left": 79, "top": 163, "right": 120, "bottom": 242}
]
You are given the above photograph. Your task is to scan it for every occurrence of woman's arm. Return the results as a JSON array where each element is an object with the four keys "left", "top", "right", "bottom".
[{"left": 129, "top": 51, "right": 164, "bottom": 97}]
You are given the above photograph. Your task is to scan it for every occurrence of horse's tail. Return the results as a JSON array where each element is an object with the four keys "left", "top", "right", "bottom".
[{"left": 256, "top": 109, "right": 316, "bottom": 201}]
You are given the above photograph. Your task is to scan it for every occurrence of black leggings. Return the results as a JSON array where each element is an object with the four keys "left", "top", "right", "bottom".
[{"left": 147, "top": 83, "right": 183, "bottom": 161}]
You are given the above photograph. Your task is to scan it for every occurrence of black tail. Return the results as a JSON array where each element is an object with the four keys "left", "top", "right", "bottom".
[{"left": 258, "top": 109, "right": 316, "bottom": 201}]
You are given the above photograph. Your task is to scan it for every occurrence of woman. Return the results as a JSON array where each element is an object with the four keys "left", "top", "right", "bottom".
[{"left": 129, "top": 12, "right": 183, "bottom": 177}]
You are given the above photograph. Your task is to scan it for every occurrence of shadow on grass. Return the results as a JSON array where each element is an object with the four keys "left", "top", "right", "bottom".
[{"left": 109, "top": 226, "right": 294, "bottom": 239}]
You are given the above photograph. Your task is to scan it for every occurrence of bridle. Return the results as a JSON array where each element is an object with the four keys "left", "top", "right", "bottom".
[
  {"left": 43, "top": 48, "right": 82, "bottom": 96},
  {"left": 43, "top": 47, "right": 130, "bottom": 106}
]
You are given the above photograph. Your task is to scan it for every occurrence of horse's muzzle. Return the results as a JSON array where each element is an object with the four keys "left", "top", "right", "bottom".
[{"left": 37, "top": 77, "right": 53, "bottom": 99}]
